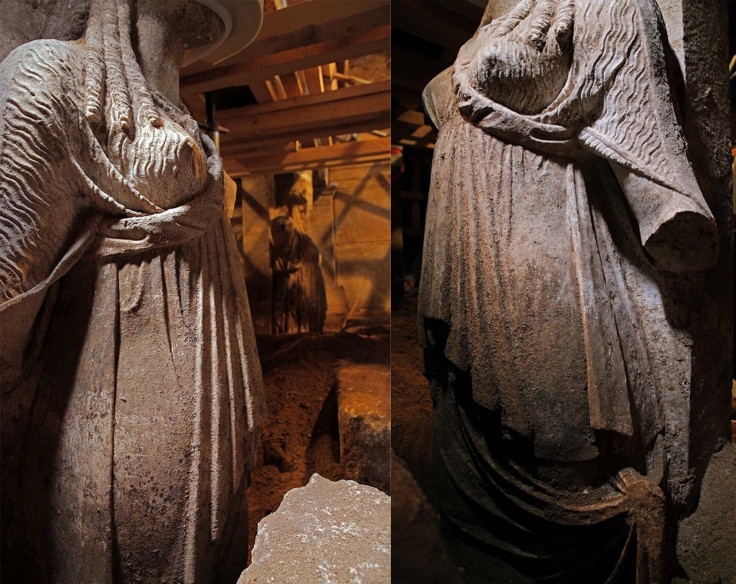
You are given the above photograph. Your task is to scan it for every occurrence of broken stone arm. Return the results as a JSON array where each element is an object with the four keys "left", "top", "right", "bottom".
[{"left": 606, "top": 159, "right": 719, "bottom": 273}]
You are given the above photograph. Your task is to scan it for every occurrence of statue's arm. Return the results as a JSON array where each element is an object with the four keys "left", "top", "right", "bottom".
[
  {"left": 575, "top": 0, "right": 719, "bottom": 273},
  {"left": 0, "top": 41, "right": 92, "bottom": 386},
  {"left": 422, "top": 67, "right": 455, "bottom": 133},
  {"left": 607, "top": 161, "right": 718, "bottom": 273},
  {"left": 0, "top": 41, "right": 91, "bottom": 301}
]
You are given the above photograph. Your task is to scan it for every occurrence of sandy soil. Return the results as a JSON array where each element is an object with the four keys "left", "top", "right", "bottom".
[{"left": 247, "top": 330, "right": 389, "bottom": 561}]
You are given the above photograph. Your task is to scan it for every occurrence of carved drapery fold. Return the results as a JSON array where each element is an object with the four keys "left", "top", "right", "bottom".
[
  {"left": 0, "top": 7, "right": 265, "bottom": 580},
  {"left": 418, "top": 0, "right": 721, "bottom": 580}
]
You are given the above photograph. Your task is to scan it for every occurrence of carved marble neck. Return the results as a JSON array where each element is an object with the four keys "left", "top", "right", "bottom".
[
  {"left": 133, "top": 9, "right": 187, "bottom": 106},
  {"left": 484, "top": 0, "right": 523, "bottom": 23}
]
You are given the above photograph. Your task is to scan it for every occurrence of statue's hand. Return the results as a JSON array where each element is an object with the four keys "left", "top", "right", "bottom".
[
  {"left": 468, "top": 0, "right": 576, "bottom": 114},
  {"left": 513, "top": 0, "right": 575, "bottom": 55},
  {"left": 481, "top": 0, "right": 575, "bottom": 54}
]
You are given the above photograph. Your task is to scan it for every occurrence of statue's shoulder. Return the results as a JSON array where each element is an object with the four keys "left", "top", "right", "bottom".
[
  {"left": 422, "top": 67, "right": 455, "bottom": 132},
  {"left": 0, "top": 39, "right": 83, "bottom": 105},
  {"left": 0, "top": 39, "right": 84, "bottom": 147}
]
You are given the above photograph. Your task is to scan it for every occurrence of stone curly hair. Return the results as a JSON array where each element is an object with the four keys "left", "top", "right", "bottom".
[{"left": 83, "top": 0, "right": 161, "bottom": 133}]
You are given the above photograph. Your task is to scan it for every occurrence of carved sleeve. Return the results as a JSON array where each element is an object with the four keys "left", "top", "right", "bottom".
[
  {"left": 576, "top": 0, "right": 718, "bottom": 271},
  {"left": 422, "top": 67, "right": 455, "bottom": 133},
  {"left": 449, "top": 0, "right": 719, "bottom": 272},
  {"left": 0, "top": 40, "right": 88, "bottom": 302},
  {"left": 0, "top": 41, "right": 99, "bottom": 386}
]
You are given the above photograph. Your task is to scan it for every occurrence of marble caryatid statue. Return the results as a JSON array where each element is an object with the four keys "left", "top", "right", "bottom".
[
  {"left": 419, "top": 0, "right": 731, "bottom": 582},
  {"left": 270, "top": 215, "right": 327, "bottom": 334},
  {"left": 0, "top": 1, "right": 266, "bottom": 582}
]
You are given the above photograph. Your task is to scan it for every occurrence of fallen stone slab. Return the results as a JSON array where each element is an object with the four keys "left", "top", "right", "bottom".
[
  {"left": 337, "top": 361, "right": 391, "bottom": 493},
  {"left": 238, "top": 474, "right": 391, "bottom": 584}
]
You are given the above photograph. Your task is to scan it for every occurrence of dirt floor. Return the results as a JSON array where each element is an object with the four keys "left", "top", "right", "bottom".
[
  {"left": 391, "top": 297, "right": 435, "bottom": 502},
  {"left": 246, "top": 327, "right": 389, "bottom": 561}
]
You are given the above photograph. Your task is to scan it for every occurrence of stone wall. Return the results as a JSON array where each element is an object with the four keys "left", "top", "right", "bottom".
[
  {"left": 322, "top": 162, "right": 391, "bottom": 313},
  {"left": 238, "top": 161, "right": 391, "bottom": 333}
]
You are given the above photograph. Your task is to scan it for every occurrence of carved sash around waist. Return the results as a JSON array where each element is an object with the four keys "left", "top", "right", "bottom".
[
  {"left": 0, "top": 184, "right": 224, "bottom": 388},
  {"left": 88, "top": 186, "right": 224, "bottom": 260}
]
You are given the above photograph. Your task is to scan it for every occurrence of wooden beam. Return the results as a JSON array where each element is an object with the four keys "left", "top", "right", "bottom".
[
  {"left": 394, "top": 109, "right": 425, "bottom": 126},
  {"left": 393, "top": 115, "right": 436, "bottom": 140},
  {"left": 220, "top": 80, "right": 388, "bottom": 117},
  {"left": 294, "top": 69, "right": 307, "bottom": 95},
  {"left": 223, "top": 140, "right": 299, "bottom": 157},
  {"left": 225, "top": 136, "right": 388, "bottom": 161},
  {"left": 248, "top": 81, "right": 273, "bottom": 103},
  {"left": 226, "top": 154, "right": 387, "bottom": 176},
  {"left": 296, "top": 67, "right": 326, "bottom": 146},
  {"left": 223, "top": 137, "right": 391, "bottom": 175},
  {"left": 271, "top": 75, "right": 289, "bottom": 99},
  {"left": 302, "top": 66, "right": 325, "bottom": 95},
  {"left": 180, "top": 25, "right": 390, "bottom": 96},
  {"left": 280, "top": 72, "right": 303, "bottom": 98},
  {"left": 393, "top": 123, "right": 436, "bottom": 150},
  {"left": 182, "top": 1, "right": 389, "bottom": 76},
  {"left": 326, "top": 63, "right": 339, "bottom": 91},
  {"left": 265, "top": 80, "right": 280, "bottom": 101},
  {"left": 216, "top": 80, "right": 390, "bottom": 140},
  {"left": 411, "top": 125, "right": 434, "bottom": 139},
  {"left": 182, "top": 94, "right": 206, "bottom": 120},
  {"left": 220, "top": 117, "right": 390, "bottom": 152}
]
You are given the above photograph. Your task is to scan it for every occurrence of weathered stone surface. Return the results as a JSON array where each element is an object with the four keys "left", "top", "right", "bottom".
[
  {"left": 338, "top": 362, "right": 391, "bottom": 493},
  {"left": 0, "top": 1, "right": 265, "bottom": 583},
  {"left": 658, "top": 0, "right": 734, "bottom": 513},
  {"left": 418, "top": 0, "right": 731, "bottom": 582},
  {"left": 239, "top": 474, "right": 391, "bottom": 584},
  {"left": 0, "top": 0, "right": 89, "bottom": 63}
]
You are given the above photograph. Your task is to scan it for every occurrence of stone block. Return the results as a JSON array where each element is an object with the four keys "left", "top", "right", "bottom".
[
  {"left": 337, "top": 362, "right": 391, "bottom": 493},
  {"left": 238, "top": 474, "right": 390, "bottom": 584}
]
